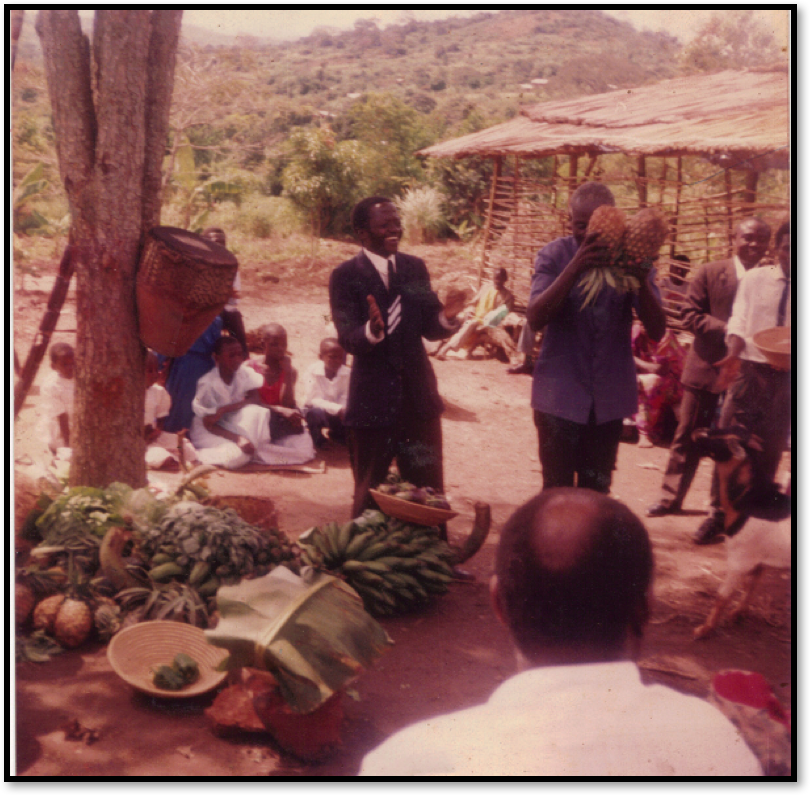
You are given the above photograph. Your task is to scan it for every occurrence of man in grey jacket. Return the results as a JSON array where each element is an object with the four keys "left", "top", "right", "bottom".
[{"left": 646, "top": 218, "right": 771, "bottom": 544}]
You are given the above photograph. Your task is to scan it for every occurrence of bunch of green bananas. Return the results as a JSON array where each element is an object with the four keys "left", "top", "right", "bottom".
[
  {"left": 298, "top": 510, "right": 456, "bottom": 617},
  {"left": 136, "top": 501, "right": 299, "bottom": 596}
]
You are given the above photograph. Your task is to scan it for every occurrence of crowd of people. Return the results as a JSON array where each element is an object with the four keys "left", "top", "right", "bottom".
[{"left": 37, "top": 189, "right": 789, "bottom": 776}]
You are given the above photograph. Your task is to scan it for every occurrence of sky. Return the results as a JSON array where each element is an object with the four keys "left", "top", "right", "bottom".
[{"left": 182, "top": 7, "right": 791, "bottom": 47}]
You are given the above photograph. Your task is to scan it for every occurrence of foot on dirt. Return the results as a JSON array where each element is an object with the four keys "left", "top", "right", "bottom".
[
  {"left": 694, "top": 515, "right": 726, "bottom": 545},
  {"left": 646, "top": 500, "right": 679, "bottom": 518},
  {"left": 451, "top": 566, "right": 476, "bottom": 582},
  {"left": 507, "top": 361, "right": 533, "bottom": 375}
]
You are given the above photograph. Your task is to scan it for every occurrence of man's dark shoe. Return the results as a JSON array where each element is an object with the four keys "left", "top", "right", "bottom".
[
  {"left": 694, "top": 515, "right": 726, "bottom": 545},
  {"left": 646, "top": 501, "right": 680, "bottom": 518},
  {"left": 507, "top": 361, "right": 533, "bottom": 375}
]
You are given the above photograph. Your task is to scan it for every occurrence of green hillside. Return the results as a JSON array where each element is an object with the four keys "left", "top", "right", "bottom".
[{"left": 8, "top": 9, "right": 688, "bottom": 244}]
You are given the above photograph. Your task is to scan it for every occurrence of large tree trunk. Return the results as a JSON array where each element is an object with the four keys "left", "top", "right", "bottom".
[{"left": 36, "top": 10, "right": 182, "bottom": 488}]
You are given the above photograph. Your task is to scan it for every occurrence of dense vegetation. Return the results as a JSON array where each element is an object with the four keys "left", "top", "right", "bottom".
[{"left": 12, "top": 8, "right": 783, "bottom": 258}]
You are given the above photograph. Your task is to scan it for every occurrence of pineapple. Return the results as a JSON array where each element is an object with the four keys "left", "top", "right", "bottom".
[
  {"left": 53, "top": 598, "right": 93, "bottom": 648},
  {"left": 578, "top": 206, "right": 628, "bottom": 308},
  {"left": 586, "top": 205, "right": 627, "bottom": 265},
  {"left": 623, "top": 208, "right": 669, "bottom": 267},
  {"left": 32, "top": 593, "right": 66, "bottom": 633}
]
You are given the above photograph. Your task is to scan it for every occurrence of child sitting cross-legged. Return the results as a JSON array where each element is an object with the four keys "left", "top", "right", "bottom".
[
  {"left": 302, "top": 338, "right": 349, "bottom": 449},
  {"left": 247, "top": 323, "right": 315, "bottom": 457},
  {"left": 190, "top": 335, "right": 314, "bottom": 470}
]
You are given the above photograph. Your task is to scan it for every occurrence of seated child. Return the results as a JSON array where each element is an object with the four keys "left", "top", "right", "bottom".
[
  {"left": 144, "top": 351, "right": 200, "bottom": 470},
  {"left": 248, "top": 323, "right": 315, "bottom": 453},
  {"left": 302, "top": 338, "right": 350, "bottom": 448},
  {"left": 434, "top": 268, "right": 514, "bottom": 359},
  {"left": 190, "top": 335, "right": 314, "bottom": 470},
  {"left": 40, "top": 342, "right": 74, "bottom": 459}
]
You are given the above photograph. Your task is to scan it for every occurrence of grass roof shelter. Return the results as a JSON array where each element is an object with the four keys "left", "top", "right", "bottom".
[{"left": 419, "top": 64, "right": 790, "bottom": 322}]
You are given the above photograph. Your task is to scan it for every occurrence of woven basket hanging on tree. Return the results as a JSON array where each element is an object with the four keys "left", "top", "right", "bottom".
[{"left": 136, "top": 226, "right": 238, "bottom": 357}]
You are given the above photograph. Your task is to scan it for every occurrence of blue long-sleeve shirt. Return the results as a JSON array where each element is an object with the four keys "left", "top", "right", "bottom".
[{"left": 529, "top": 236, "right": 660, "bottom": 425}]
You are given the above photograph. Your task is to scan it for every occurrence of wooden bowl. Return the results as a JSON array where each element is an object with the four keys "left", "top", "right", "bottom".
[
  {"left": 753, "top": 326, "right": 791, "bottom": 370},
  {"left": 370, "top": 490, "right": 458, "bottom": 526},
  {"left": 107, "top": 620, "right": 229, "bottom": 698}
]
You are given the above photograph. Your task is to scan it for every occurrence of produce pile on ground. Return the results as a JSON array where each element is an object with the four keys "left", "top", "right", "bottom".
[
  {"left": 298, "top": 509, "right": 457, "bottom": 617},
  {"left": 14, "top": 477, "right": 299, "bottom": 659},
  {"left": 579, "top": 206, "right": 670, "bottom": 308},
  {"left": 373, "top": 472, "right": 453, "bottom": 510}
]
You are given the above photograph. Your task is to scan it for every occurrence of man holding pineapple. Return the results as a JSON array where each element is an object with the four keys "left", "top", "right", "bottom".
[{"left": 526, "top": 182, "right": 667, "bottom": 494}]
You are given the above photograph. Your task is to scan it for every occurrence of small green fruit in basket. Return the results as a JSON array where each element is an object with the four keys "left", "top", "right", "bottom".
[
  {"left": 173, "top": 652, "right": 200, "bottom": 685},
  {"left": 153, "top": 664, "right": 187, "bottom": 691}
]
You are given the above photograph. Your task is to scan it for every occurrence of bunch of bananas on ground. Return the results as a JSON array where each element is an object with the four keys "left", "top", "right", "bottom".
[
  {"left": 135, "top": 501, "right": 300, "bottom": 595},
  {"left": 579, "top": 205, "right": 669, "bottom": 309},
  {"left": 298, "top": 510, "right": 456, "bottom": 617}
]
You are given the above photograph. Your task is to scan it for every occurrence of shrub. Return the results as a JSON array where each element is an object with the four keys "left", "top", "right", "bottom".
[{"left": 395, "top": 186, "right": 446, "bottom": 245}]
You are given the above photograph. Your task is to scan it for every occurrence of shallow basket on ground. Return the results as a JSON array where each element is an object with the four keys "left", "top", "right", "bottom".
[{"left": 107, "top": 620, "right": 229, "bottom": 698}]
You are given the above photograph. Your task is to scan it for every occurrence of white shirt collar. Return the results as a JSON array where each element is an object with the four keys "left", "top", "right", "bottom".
[
  {"left": 363, "top": 248, "right": 395, "bottom": 287},
  {"left": 732, "top": 254, "right": 751, "bottom": 281}
]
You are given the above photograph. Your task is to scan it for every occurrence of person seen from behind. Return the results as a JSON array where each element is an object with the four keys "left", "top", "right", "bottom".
[{"left": 360, "top": 488, "right": 762, "bottom": 776}]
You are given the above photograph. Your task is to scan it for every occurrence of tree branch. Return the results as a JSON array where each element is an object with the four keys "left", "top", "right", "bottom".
[
  {"left": 35, "top": 10, "right": 96, "bottom": 228},
  {"left": 142, "top": 9, "right": 183, "bottom": 232}
]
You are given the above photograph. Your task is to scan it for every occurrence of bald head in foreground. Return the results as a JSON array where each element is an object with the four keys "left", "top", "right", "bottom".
[{"left": 360, "top": 489, "right": 761, "bottom": 777}]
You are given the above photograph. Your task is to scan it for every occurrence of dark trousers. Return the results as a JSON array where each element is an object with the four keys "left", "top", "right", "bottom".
[
  {"left": 348, "top": 414, "right": 444, "bottom": 523},
  {"left": 658, "top": 386, "right": 722, "bottom": 511},
  {"left": 534, "top": 410, "right": 623, "bottom": 494},
  {"left": 305, "top": 406, "right": 346, "bottom": 447},
  {"left": 720, "top": 361, "right": 791, "bottom": 485}
]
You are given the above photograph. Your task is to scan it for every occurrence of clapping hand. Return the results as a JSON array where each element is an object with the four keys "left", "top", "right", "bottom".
[{"left": 367, "top": 295, "right": 385, "bottom": 335}]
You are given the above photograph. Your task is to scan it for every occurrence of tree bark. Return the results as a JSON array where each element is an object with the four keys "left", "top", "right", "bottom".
[{"left": 36, "top": 10, "right": 182, "bottom": 488}]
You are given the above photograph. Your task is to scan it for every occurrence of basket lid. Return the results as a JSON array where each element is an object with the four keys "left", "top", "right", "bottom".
[{"left": 149, "top": 226, "right": 238, "bottom": 268}]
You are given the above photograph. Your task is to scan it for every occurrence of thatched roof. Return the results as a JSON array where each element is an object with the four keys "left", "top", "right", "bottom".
[{"left": 418, "top": 66, "right": 789, "bottom": 168}]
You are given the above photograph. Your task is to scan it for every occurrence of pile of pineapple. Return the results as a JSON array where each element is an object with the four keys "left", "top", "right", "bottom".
[{"left": 578, "top": 206, "right": 669, "bottom": 308}]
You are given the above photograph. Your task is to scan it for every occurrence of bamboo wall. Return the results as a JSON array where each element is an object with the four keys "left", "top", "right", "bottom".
[{"left": 475, "top": 153, "right": 790, "bottom": 323}]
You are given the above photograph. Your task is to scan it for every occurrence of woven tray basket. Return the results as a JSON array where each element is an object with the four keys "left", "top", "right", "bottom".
[
  {"left": 107, "top": 620, "right": 228, "bottom": 698},
  {"left": 370, "top": 490, "right": 458, "bottom": 526}
]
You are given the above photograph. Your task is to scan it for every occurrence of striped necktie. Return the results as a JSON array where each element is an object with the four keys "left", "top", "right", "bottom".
[{"left": 386, "top": 256, "right": 403, "bottom": 369}]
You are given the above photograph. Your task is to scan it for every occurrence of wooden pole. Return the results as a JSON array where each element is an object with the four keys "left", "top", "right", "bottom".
[
  {"left": 511, "top": 155, "right": 522, "bottom": 286},
  {"left": 478, "top": 156, "right": 502, "bottom": 287},
  {"left": 568, "top": 154, "right": 579, "bottom": 198},
  {"left": 14, "top": 245, "right": 75, "bottom": 417},
  {"left": 637, "top": 156, "right": 648, "bottom": 208},
  {"left": 744, "top": 170, "right": 759, "bottom": 211},
  {"left": 671, "top": 156, "right": 683, "bottom": 258},
  {"left": 725, "top": 167, "right": 734, "bottom": 252}
]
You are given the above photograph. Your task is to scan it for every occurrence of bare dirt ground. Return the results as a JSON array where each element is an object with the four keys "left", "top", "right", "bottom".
[{"left": 12, "top": 240, "right": 792, "bottom": 777}]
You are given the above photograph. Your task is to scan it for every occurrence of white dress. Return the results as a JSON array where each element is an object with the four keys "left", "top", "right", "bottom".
[{"left": 189, "top": 363, "right": 315, "bottom": 469}]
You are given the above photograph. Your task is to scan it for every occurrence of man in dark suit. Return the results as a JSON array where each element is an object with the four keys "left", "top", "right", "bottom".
[
  {"left": 646, "top": 217, "right": 771, "bottom": 544},
  {"left": 329, "top": 197, "right": 466, "bottom": 525}
]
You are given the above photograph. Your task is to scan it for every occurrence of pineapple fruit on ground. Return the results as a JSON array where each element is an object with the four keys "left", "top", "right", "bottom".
[
  {"left": 579, "top": 205, "right": 669, "bottom": 309},
  {"left": 30, "top": 592, "right": 94, "bottom": 649}
]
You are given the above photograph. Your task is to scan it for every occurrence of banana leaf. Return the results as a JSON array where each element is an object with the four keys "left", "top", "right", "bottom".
[{"left": 205, "top": 566, "right": 393, "bottom": 714}]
